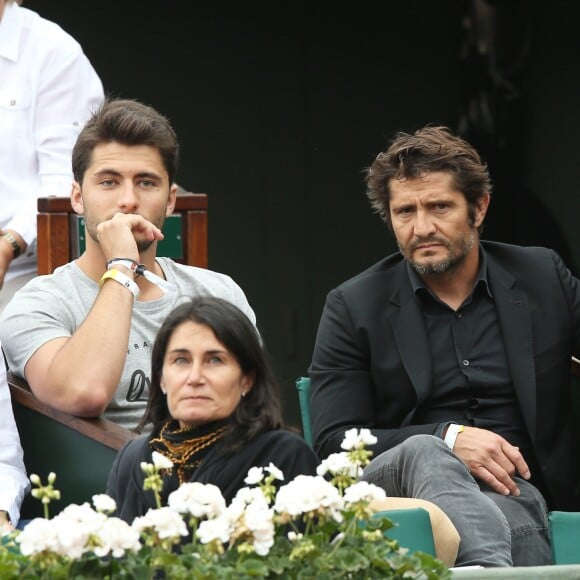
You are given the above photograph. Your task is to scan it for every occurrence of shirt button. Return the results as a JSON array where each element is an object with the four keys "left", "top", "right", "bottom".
[
  {"left": 462, "top": 359, "right": 469, "bottom": 366},
  {"left": 456, "top": 312, "right": 463, "bottom": 318}
]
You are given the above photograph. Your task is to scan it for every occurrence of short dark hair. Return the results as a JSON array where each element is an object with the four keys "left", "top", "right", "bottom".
[
  {"left": 138, "top": 296, "right": 284, "bottom": 453},
  {"left": 72, "top": 98, "right": 179, "bottom": 186},
  {"left": 365, "top": 125, "right": 492, "bottom": 233}
]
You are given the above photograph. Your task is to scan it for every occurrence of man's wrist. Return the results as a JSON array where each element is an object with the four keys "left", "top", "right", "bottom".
[
  {"left": 99, "top": 268, "right": 140, "bottom": 299},
  {"left": 1, "top": 231, "right": 25, "bottom": 259},
  {"left": 443, "top": 423, "right": 464, "bottom": 450}
]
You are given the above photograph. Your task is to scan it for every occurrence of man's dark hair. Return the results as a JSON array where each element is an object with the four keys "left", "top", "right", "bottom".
[
  {"left": 365, "top": 125, "right": 492, "bottom": 233},
  {"left": 72, "top": 98, "right": 179, "bottom": 186}
]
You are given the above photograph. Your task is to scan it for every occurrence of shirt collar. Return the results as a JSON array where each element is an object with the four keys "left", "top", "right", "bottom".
[
  {"left": 406, "top": 244, "right": 493, "bottom": 298},
  {"left": 0, "top": 3, "right": 23, "bottom": 62}
]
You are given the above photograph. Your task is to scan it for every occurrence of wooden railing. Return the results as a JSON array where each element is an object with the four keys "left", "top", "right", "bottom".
[{"left": 8, "top": 372, "right": 135, "bottom": 451}]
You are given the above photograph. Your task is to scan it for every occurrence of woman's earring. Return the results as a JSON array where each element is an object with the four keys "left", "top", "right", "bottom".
[
  {"left": 161, "top": 386, "right": 167, "bottom": 395},
  {"left": 241, "top": 391, "right": 246, "bottom": 398}
]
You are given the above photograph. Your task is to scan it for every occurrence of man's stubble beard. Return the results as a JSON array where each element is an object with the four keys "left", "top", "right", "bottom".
[{"left": 401, "top": 229, "right": 476, "bottom": 276}]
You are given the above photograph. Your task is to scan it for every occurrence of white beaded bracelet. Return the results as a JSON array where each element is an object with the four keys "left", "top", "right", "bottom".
[
  {"left": 444, "top": 423, "right": 464, "bottom": 451},
  {"left": 99, "top": 268, "right": 139, "bottom": 299}
]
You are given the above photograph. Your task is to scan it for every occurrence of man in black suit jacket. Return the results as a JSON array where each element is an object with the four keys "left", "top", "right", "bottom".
[{"left": 309, "top": 126, "right": 580, "bottom": 568}]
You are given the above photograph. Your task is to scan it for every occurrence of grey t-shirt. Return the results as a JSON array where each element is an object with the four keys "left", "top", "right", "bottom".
[{"left": 0, "top": 258, "right": 256, "bottom": 431}]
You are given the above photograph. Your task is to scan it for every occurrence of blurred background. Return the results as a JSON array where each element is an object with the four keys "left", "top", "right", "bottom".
[{"left": 26, "top": 0, "right": 580, "bottom": 429}]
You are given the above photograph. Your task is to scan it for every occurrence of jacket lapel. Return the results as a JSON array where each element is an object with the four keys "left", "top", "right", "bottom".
[
  {"left": 389, "top": 271, "right": 433, "bottom": 408},
  {"left": 487, "top": 257, "right": 537, "bottom": 439}
]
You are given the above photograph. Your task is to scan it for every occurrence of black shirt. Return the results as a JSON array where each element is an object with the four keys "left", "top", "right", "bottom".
[{"left": 407, "top": 248, "right": 545, "bottom": 495}]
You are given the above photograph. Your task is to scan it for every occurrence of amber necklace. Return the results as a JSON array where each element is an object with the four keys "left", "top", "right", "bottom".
[{"left": 150, "top": 421, "right": 229, "bottom": 484}]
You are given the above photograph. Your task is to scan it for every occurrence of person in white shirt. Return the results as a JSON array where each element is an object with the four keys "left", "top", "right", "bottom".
[
  {"left": 0, "top": 0, "right": 104, "bottom": 313},
  {"left": 0, "top": 339, "right": 30, "bottom": 532}
]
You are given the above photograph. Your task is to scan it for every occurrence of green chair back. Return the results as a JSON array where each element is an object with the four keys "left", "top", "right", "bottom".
[
  {"left": 549, "top": 511, "right": 580, "bottom": 564},
  {"left": 295, "top": 376, "right": 313, "bottom": 446},
  {"left": 72, "top": 214, "right": 184, "bottom": 259},
  {"left": 373, "top": 508, "right": 436, "bottom": 556}
]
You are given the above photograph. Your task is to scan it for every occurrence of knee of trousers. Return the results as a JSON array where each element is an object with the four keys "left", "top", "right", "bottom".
[
  {"left": 397, "top": 434, "right": 454, "bottom": 461},
  {"left": 365, "top": 434, "right": 465, "bottom": 483}
]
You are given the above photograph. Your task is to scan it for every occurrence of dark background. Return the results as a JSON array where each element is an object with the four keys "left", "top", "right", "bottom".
[{"left": 25, "top": 0, "right": 580, "bottom": 430}]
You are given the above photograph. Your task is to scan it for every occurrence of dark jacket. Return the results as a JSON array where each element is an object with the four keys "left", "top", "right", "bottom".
[
  {"left": 107, "top": 428, "right": 320, "bottom": 523},
  {"left": 310, "top": 241, "right": 580, "bottom": 510}
]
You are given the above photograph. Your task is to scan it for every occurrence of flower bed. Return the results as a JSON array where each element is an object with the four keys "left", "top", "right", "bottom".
[{"left": 0, "top": 429, "right": 450, "bottom": 579}]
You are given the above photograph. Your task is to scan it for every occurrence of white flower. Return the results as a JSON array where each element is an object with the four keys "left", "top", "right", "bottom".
[
  {"left": 52, "top": 503, "right": 106, "bottom": 559},
  {"left": 92, "top": 494, "right": 117, "bottom": 514},
  {"left": 152, "top": 451, "right": 174, "bottom": 470},
  {"left": 265, "top": 463, "right": 284, "bottom": 481},
  {"left": 228, "top": 488, "right": 270, "bottom": 526},
  {"left": 16, "top": 517, "right": 58, "bottom": 556},
  {"left": 222, "top": 492, "right": 275, "bottom": 556},
  {"left": 132, "top": 507, "right": 188, "bottom": 540},
  {"left": 359, "top": 428, "right": 378, "bottom": 446},
  {"left": 168, "top": 482, "right": 226, "bottom": 519},
  {"left": 244, "top": 466, "right": 264, "bottom": 485},
  {"left": 242, "top": 501, "right": 275, "bottom": 556},
  {"left": 343, "top": 481, "right": 386, "bottom": 505},
  {"left": 196, "top": 514, "right": 232, "bottom": 544},
  {"left": 17, "top": 502, "right": 108, "bottom": 559},
  {"left": 316, "top": 452, "right": 362, "bottom": 479},
  {"left": 274, "top": 475, "right": 344, "bottom": 521},
  {"left": 341, "top": 428, "right": 377, "bottom": 451},
  {"left": 232, "top": 486, "right": 268, "bottom": 507},
  {"left": 92, "top": 517, "right": 141, "bottom": 558}
]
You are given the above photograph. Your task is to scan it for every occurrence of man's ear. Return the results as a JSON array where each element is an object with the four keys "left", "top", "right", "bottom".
[
  {"left": 474, "top": 191, "right": 491, "bottom": 228},
  {"left": 166, "top": 183, "right": 178, "bottom": 217},
  {"left": 70, "top": 181, "right": 84, "bottom": 215}
]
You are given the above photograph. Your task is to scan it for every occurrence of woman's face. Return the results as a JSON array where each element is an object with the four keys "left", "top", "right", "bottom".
[{"left": 160, "top": 320, "right": 253, "bottom": 429}]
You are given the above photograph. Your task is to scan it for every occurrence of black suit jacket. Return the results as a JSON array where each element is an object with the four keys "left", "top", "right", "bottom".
[{"left": 310, "top": 241, "right": 580, "bottom": 510}]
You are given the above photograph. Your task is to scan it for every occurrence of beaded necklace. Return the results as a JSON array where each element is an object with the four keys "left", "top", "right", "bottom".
[{"left": 150, "top": 420, "right": 229, "bottom": 484}]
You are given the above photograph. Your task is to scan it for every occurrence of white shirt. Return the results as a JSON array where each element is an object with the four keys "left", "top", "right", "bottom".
[
  {"left": 0, "top": 339, "right": 30, "bottom": 526},
  {"left": 0, "top": 3, "right": 104, "bottom": 281}
]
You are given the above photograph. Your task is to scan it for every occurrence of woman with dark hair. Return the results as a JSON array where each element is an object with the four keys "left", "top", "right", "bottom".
[{"left": 107, "top": 296, "right": 319, "bottom": 522}]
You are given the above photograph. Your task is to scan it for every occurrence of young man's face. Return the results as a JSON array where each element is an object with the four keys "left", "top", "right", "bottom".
[
  {"left": 388, "top": 171, "right": 489, "bottom": 276},
  {"left": 71, "top": 142, "right": 176, "bottom": 251}
]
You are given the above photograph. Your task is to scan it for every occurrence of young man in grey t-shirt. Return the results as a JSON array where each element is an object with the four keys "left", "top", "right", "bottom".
[{"left": 0, "top": 99, "right": 256, "bottom": 432}]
